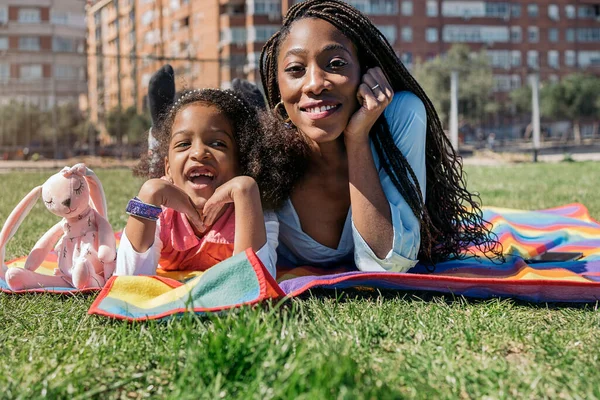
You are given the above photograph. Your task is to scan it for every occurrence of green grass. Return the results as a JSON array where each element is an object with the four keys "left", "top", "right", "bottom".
[{"left": 1, "top": 162, "right": 600, "bottom": 399}]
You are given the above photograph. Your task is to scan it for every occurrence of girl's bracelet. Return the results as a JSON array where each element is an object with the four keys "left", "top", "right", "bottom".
[{"left": 125, "top": 197, "right": 162, "bottom": 221}]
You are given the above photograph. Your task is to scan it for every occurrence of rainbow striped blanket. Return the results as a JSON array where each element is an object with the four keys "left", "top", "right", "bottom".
[{"left": 3, "top": 204, "right": 600, "bottom": 320}]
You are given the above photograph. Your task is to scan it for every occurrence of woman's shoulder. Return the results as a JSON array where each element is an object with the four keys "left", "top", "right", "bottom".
[{"left": 385, "top": 91, "right": 426, "bottom": 123}]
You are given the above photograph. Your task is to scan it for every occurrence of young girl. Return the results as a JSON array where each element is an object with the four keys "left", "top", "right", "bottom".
[{"left": 116, "top": 88, "right": 301, "bottom": 277}]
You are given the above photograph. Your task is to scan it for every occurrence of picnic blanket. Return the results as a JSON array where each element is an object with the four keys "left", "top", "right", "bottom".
[{"left": 3, "top": 203, "right": 600, "bottom": 319}]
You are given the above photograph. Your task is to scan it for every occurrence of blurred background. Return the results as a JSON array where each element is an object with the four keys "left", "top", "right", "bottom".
[{"left": 0, "top": 0, "right": 598, "bottom": 161}]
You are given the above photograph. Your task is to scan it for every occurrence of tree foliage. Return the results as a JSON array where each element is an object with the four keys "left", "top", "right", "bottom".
[
  {"left": 106, "top": 106, "right": 151, "bottom": 145},
  {"left": 413, "top": 44, "right": 497, "bottom": 126}
]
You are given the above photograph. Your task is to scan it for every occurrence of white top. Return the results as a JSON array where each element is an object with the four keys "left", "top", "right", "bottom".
[{"left": 115, "top": 211, "right": 279, "bottom": 278}]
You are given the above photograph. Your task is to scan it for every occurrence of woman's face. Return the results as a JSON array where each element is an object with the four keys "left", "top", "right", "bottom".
[{"left": 276, "top": 18, "right": 361, "bottom": 144}]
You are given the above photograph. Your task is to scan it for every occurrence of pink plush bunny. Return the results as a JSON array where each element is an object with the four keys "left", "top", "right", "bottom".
[{"left": 0, "top": 164, "right": 116, "bottom": 290}]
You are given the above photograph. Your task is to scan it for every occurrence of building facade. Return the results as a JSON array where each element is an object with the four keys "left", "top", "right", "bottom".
[
  {"left": 86, "top": 0, "right": 600, "bottom": 129},
  {"left": 0, "top": 0, "right": 87, "bottom": 109}
]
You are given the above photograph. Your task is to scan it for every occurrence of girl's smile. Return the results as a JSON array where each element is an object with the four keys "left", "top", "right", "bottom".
[{"left": 165, "top": 103, "right": 239, "bottom": 210}]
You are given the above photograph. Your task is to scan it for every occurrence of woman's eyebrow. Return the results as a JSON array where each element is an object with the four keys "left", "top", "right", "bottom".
[{"left": 283, "top": 43, "right": 351, "bottom": 59}]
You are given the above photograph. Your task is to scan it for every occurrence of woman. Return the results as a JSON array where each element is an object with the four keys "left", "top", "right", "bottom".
[{"left": 260, "top": 0, "right": 500, "bottom": 271}]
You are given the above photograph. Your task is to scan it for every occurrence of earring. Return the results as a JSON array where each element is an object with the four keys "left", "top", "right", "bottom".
[{"left": 273, "top": 101, "right": 291, "bottom": 124}]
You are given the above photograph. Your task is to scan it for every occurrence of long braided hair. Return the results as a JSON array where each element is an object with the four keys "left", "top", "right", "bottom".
[{"left": 260, "top": 0, "right": 502, "bottom": 264}]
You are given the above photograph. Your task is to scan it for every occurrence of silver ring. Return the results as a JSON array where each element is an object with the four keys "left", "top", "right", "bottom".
[{"left": 371, "top": 84, "right": 380, "bottom": 91}]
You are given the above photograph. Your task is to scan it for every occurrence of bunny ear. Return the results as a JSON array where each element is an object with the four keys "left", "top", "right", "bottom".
[
  {"left": 84, "top": 167, "right": 108, "bottom": 219},
  {"left": 0, "top": 186, "right": 42, "bottom": 273}
]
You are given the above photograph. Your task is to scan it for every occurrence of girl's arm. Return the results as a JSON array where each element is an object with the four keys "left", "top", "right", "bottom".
[
  {"left": 125, "top": 178, "right": 204, "bottom": 253},
  {"left": 202, "top": 176, "right": 267, "bottom": 255}
]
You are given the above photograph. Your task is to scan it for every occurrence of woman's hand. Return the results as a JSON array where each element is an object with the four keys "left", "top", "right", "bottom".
[
  {"left": 344, "top": 67, "right": 394, "bottom": 144},
  {"left": 202, "top": 176, "right": 260, "bottom": 227},
  {"left": 137, "top": 178, "right": 205, "bottom": 232}
]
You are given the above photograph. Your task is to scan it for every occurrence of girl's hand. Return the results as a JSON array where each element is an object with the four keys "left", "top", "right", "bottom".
[
  {"left": 344, "top": 67, "right": 394, "bottom": 144},
  {"left": 137, "top": 178, "right": 205, "bottom": 232},
  {"left": 202, "top": 176, "right": 260, "bottom": 227}
]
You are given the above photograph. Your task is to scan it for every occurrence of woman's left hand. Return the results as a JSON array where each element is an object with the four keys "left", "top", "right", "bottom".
[{"left": 344, "top": 67, "right": 394, "bottom": 144}]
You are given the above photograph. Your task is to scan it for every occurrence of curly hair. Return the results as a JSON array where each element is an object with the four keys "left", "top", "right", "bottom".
[
  {"left": 134, "top": 88, "right": 309, "bottom": 210},
  {"left": 260, "top": 0, "right": 502, "bottom": 264}
]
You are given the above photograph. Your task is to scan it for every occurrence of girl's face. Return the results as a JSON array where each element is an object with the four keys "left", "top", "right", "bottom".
[
  {"left": 276, "top": 18, "right": 361, "bottom": 144},
  {"left": 165, "top": 103, "right": 239, "bottom": 210}
]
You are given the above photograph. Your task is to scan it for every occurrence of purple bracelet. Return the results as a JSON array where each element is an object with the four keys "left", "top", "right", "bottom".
[{"left": 125, "top": 197, "right": 162, "bottom": 221}]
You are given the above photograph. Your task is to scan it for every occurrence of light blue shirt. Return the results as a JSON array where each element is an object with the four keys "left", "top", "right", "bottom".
[{"left": 276, "top": 91, "right": 427, "bottom": 272}]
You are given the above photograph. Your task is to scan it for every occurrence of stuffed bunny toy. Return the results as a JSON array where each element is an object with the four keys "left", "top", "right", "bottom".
[{"left": 0, "top": 164, "right": 116, "bottom": 290}]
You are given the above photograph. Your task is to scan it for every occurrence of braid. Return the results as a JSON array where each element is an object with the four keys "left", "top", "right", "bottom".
[{"left": 260, "top": 0, "right": 502, "bottom": 265}]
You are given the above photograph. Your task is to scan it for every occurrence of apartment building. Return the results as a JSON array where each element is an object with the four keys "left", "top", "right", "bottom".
[
  {"left": 336, "top": 0, "right": 600, "bottom": 93},
  {"left": 86, "top": 0, "right": 600, "bottom": 127},
  {"left": 0, "top": 0, "right": 87, "bottom": 109}
]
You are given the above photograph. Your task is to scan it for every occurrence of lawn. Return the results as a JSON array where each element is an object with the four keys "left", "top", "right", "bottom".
[{"left": 1, "top": 162, "right": 600, "bottom": 399}]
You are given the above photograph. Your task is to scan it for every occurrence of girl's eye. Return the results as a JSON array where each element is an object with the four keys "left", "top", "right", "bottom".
[
  {"left": 74, "top": 180, "right": 84, "bottom": 195},
  {"left": 174, "top": 141, "right": 190, "bottom": 149},
  {"left": 210, "top": 140, "right": 227, "bottom": 148},
  {"left": 329, "top": 59, "right": 348, "bottom": 69}
]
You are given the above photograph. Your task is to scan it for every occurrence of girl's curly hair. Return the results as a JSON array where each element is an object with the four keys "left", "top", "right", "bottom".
[
  {"left": 260, "top": 0, "right": 502, "bottom": 264},
  {"left": 134, "top": 88, "right": 310, "bottom": 210}
]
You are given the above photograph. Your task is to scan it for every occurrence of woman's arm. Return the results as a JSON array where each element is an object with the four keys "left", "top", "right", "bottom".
[
  {"left": 254, "top": 211, "right": 279, "bottom": 278},
  {"left": 115, "top": 225, "right": 162, "bottom": 276},
  {"left": 352, "top": 92, "right": 427, "bottom": 272},
  {"left": 344, "top": 67, "right": 395, "bottom": 258}
]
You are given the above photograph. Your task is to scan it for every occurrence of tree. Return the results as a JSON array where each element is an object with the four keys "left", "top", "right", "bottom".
[
  {"left": 413, "top": 44, "right": 497, "bottom": 127},
  {"left": 540, "top": 74, "right": 600, "bottom": 144},
  {"left": 106, "top": 106, "right": 151, "bottom": 145}
]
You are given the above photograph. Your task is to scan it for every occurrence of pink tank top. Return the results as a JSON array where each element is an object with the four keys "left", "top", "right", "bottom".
[{"left": 158, "top": 205, "right": 235, "bottom": 271}]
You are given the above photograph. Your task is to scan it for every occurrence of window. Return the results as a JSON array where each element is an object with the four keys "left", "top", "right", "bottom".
[
  {"left": 54, "top": 65, "right": 79, "bottom": 79},
  {"left": 18, "top": 8, "right": 41, "bottom": 23},
  {"left": 369, "top": 0, "right": 398, "bottom": 15},
  {"left": 528, "top": 27, "right": 539, "bottom": 42},
  {"left": 578, "top": 51, "right": 600, "bottom": 68},
  {"left": 426, "top": 27, "right": 438, "bottom": 42},
  {"left": 252, "top": 0, "right": 280, "bottom": 17},
  {"left": 548, "top": 4, "right": 559, "bottom": 20},
  {"left": 401, "top": 26, "right": 412, "bottom": 42},
  {"left": 566, "top": 28, "right": 575, "bottom": 42},
  {"left": 511, "top": 74, "right": 521, "bottom": 89},
  {"left": 565, "top": 50, "right": 576, "bottom": 67},
  {"left": 487, "top": 50, "right": 511, "bottom": 69},
  {"left": 401, "top": 0, "right": 413, "bottom": 16},
  {"left": 0, "top": 7, "right": 7, "bottom": 24},
  {"left": 527, "top": 50, "right": 538, "bottom": 68},
  {"left": 548, "top": 28, "right": 558, "bottom": 42},
  {"left": 220, "top": 27, "right": 246, "bottom": 44},
  {"left": 511, "top": 4, "right": 521, "bottom": 18},
  {"left": 377, "top": 25, "right": 397, "bottom": 45},
  {"left": 401, "top": 52, "right": 412, "bottom": 66},
  {"left": 511, "top": 26, "right": 522, "bottom": 42},
  {"left": 486, "top": 3, "right": 509, "bottom": 18},
  {"left": 0, "top": 63, "right": 9, "bottom": 81},
  {"left": 53, "top": 37, "right": 77, "bottom": 52},
  {"left": 511, "top": 50, "right": 521, "bottom": 67},
  {"left": 565, "top": 5, "right": 575, "bottom": 19},
  {"left": 20, "top": 64, "right": 43, "bottom": 79},
  {"left": 527, "top": 4, "right": 538, "bottom": 18},
  {"left": 547, "top": 50, "right": 559, "bottom": 68},
  {"left": 19, "top": 37, "right": 40, "bottom": 51},
  {"left": 493, "top": 75, "right": 512, "bottom": 92},
  {"left": 141, "top": 10, "right": 154, "bottom": 25},
  {"left": 248, "top": 25, "right": 278, "bottom": 42},
  {"left": 426, "top": 0, "right": 438, "bottom": 17},
  {"left": 442, "top": 26, "right": 509, "bottom": 43},
  {"left": 578, "top": 28, "right": 600, "bottom": 42},
  {"left": 51, "top": 10, "right": 69, "bottom": 25},
  {"left": 0, "top": 37, "right": 7, "bottom": 50},
  {"left": 578, "top": 6, "right": 596, "bottom": 19}
]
